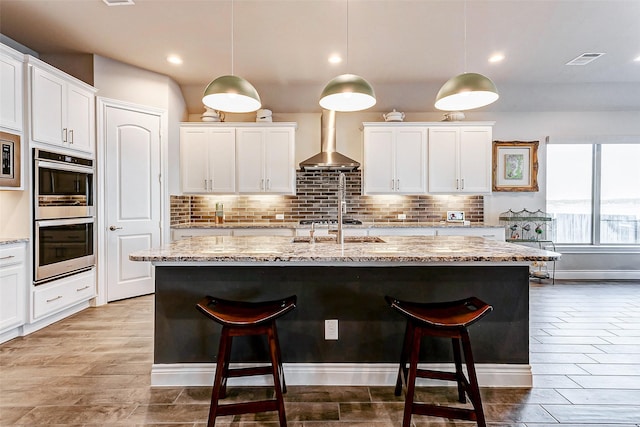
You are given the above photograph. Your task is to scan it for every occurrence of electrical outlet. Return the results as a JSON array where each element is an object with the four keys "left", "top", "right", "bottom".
[
  {"left": 275, "top": 213, "right": 284, "bottom": 220},
  {"left": 398, "top": 213, "right": 406, "bottom": 220},
  {"left": 325, "top": 319, "right": 338, "bottom": 340}
]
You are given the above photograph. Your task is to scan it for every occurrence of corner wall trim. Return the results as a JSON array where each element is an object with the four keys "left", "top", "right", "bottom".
[{"left": 151, "top": 362, "right": 532, "bottom": 388}]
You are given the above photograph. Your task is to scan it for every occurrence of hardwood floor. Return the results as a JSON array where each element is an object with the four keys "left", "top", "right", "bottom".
[{"left": 1, "top": 280, "right": 639, "bottom": 426}]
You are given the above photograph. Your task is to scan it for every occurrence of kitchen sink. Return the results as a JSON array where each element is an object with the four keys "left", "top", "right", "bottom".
[{"left": 292, "top": 236, "right": 386, "bottom": 244}]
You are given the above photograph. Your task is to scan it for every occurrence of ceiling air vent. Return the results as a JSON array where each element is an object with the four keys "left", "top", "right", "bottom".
[
  {"left": 102, "top": 0, "right": 135, "bottom": 6},
  {"left": 565, "top": 53, "right": 605, "bottom": 66}
]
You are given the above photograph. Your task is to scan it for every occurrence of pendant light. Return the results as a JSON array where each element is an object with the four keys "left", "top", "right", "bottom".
[
  {"left": 202, "top": 0, "right": 261, "bottom": 113},
  {"left": 434, "top": 1, "right": 498, "bottom": 111},
  {"left": 319, "top": 0, "right": 376, "bottom": 112}
]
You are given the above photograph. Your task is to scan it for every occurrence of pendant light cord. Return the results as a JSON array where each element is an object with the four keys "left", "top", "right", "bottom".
[
  {"left": 463, "top": 0, "right": 467, "bottom": 72},
  {"left": 231, "top": 0, "right": 235, "bottom": 75},
  {"left": 346, "top": 0, "right": 350, "bottom": 70}
]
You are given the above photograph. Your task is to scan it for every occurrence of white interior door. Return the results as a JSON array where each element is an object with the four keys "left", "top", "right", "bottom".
[{"left": 104, "top": 103, "right": 161, "bottom": 301}]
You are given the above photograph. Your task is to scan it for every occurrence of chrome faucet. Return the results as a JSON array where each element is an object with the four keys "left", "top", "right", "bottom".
[{"left": 337, "top": 172, "right": 346, "bottom": 244}]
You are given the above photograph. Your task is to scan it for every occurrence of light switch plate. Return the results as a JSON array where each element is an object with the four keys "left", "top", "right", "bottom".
[
  {"left": 275, "top": 213, "right": 285, "bottom": 220},
  {"left": 398, "top": 213, "right": 406, "bottom": 220}
]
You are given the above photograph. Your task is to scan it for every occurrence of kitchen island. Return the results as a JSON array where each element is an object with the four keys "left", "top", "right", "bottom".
[{"left": 130, "top": 235, "right": 560, "bottom": 387}]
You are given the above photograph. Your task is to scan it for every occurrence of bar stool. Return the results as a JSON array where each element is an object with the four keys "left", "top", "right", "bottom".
[
  {"left": 385, "top": 296, "right": 493, "bottom": 427},
  {"left": 196, "top": 295, "right": 297, "bottom": 427}
]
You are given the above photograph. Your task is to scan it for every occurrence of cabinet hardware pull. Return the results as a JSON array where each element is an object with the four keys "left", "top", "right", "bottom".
[
  {"left": 397, "top": 179, "right": 400, "bottom": 190},
  {"left": 0, "top": 255, "right": 15, "bottom": 260},
  {"left": 76, "top": 285, "right": 90, "bottom": 292},
  {"left": 209, "top": 179, "right": 213, "bottom": 191},
  {"left": 261, "top": 179, "right": 264, "bottom": 190},
  {"left": 456, "top": 178, "right": 459, "bottom": 190},
  {"left": 63, "top": 128, "right": 68, "bottom": 142},
  {"left": 47, "top": 295, "right": 63, "bottom": 303},
  {"left": 461, "top": 178, "right": 464, "bottom": 189},
  {"left": 266, "top": 178, "right": 270, "bottom": 190},
  {"left": 69, "top": 129, "right": 74, "bottom": 144}
]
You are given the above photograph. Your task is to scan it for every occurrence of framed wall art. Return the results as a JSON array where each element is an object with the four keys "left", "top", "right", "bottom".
[
  {"left": 492, "top": 140, "right": 539, "bottom": 192},
  {"left": 0, "top": 131, "right": 21, "bottom": 188}
]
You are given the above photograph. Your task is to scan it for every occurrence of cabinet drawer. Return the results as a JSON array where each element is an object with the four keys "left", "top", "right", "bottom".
[
  {"left": 0, "top": 244, "right": 26, "bottom": 267},
  {"left": 33, "top": 269, "right": 95, "bottom": 319},
  {"left": 436, "top": 228, "right": 505, "bottom": 241}
]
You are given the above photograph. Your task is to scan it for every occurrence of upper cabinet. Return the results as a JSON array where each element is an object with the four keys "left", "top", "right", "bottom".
[
  {"left": 180, "top": 126, "right": 236, "bottom": 193},
  {"left": 362, "top": 125, "right": 427, "bottom": 194},
  {"left": 428, "top": 126, "right": 493, "bottom": 194},
  {"left": 179, "top": 123, "right": 296, "bottom": 195},
  {"left": 0, "top": 44, "right": 24, "bottom": 133},
  {"left": 236, "top": 126, "right": 296, "bottom": 194},
  {"left": 27, "top": 56, "right": 97, "bottom": 155}
]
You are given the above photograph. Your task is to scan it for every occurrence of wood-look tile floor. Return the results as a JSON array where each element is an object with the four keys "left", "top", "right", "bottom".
[{"left": 1, "top": 280, "right": 639, "bottom": 426}]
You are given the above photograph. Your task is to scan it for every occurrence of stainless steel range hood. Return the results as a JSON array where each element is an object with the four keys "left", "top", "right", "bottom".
[{"left": 299, "top": 109, "right": 360, "bottom": 171}]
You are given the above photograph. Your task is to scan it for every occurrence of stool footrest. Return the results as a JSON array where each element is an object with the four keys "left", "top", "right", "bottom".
[
  {"left": 412, "top": 403, "right": 478, "bottom": 421},
  {"left": 416, "top": 369, "right": 458, "bottom": 382},
  {"left": 227, "top": 365, "right": 272, "bottom": 378},
  {"left": 216, "top": 399, "right": 280, "bottom": 417}
]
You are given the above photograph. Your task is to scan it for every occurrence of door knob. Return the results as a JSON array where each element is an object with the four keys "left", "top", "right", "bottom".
[{"left": 109, "top": 226, "right": 123, "bottom": 231}]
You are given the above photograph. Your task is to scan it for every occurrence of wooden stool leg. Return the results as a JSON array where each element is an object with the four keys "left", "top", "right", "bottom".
[
  {"left": 267, "top": 323, "right": 287, "bottom": 427},
  {"left": 219, "top": 331, "right": 233, "bottom": 399},
  {"left": 402, "top": 323, "right": 422, "bottom": 427},
  {"left": 395, "top": 321, "right": 414, "bottom": 396},
  {"left": 460, "top": 330, "right": 486, "bottom": 427},
  {"left": 209, "top": 327, "right": 231, "bottom": 427},
  {"left": 271, "top": 322, "right": 287, "bottom": 394},
  {"left": 451, "top": 337, "right": 466, "bottom": 403}
]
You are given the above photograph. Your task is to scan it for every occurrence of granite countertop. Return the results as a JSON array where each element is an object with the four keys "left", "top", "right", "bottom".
[
  {"left": 130, "top": 235, "right": 560, "bottom": 264},
  {"left": 0, "top": 237, "right": 29, "bottom": 246},
  {"left": 171, "top": 222, "right": 504, "bottom": 230}
]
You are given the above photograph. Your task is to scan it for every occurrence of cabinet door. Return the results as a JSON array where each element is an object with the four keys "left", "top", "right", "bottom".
[
  {"left": 459, "top": 127, "right": 492, "bottom": 193},
  {"left": 181, "top": 127, "right": 211, "bottom": 193},
  {"left": 208, "top": 128, "right": 236, "bottom": 193},
  {"left": 66, "top": 85, "right": 95, "bottom": 154},
  {"left": 236, "top": 128, "right": 265, "bottom": 192},
  {"left": 363, "top": 128, "right": 395, "bottom": 194},
  {"left": 31, "top": 67, "right": 65, "bottom": 146},
  {"left": 0, "top": 52, "right": 23, "bottom": 132},
  {"left": 0, "top": 264, "right": 25, "bottom": 332},
  {"left": 428, "top": 128, "right": 459, "bottom": 192},
  {"left": 264, "top": 128, "right": 295, "bottom": 194},
  {"left": 394, "top": 128, "right": 427, "bottom": 194}
]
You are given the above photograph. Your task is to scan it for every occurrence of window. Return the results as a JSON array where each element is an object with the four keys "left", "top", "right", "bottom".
[{"left": 547, "top": 142, "right": 640, "bottom": 245}]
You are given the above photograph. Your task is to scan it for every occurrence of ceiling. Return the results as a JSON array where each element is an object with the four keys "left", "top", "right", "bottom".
[{"left": 2, "top": 0, "right": 639, "bottom": 115}]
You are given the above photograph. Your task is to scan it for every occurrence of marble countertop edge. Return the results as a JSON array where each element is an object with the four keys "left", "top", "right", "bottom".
[{"left": 0, "top": 237, "right": 29, "bottom": 246}]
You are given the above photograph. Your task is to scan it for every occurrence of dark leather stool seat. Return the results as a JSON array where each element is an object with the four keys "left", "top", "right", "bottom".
[
  {"left": 385, "top": 296, "right": 493, "bottom": 427},
  {"left": 196, "top": 295, "right": 297, "bottom": 427}
]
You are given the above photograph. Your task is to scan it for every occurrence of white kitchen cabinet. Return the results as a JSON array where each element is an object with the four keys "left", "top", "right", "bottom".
[
  {"left": 362, "top": 125, "right": 427, "bottom": 194},
  {"left": 172, "top": 228, "right": 233, "bottom": 241},
  {"left": 27, "top": 56, "right": 96, "bottom": 155},
  {"left": 32, "top": 268, "right": 95, "bottom": 321},
  {"left": 0, "top": 242, "right": 27, "bottom": 340},
  {"left": 0, "top": 44, "right": 24, "bottom": 132},
  {"left": 236, "top": 126, "right": 295, "bottom": 194},
  {"left": 180, "top": 126, "right": 236, "bottom": 193},
  {"left": 436, "top": 227, "right": 505, "bottom": 241},
  {"left": 428, "top": 126, "right": 492, "bottom": 194},
  {"left": 367, "top": 228, "right": 436, "bottom": 237}
]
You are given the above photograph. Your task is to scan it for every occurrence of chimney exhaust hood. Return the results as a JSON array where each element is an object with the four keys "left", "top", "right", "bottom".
[{"left": 299, "top": 109, "right": 360, "bottom": 171}]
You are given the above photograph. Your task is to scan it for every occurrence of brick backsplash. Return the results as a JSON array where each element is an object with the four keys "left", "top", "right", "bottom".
[{"left": 170, "top": 171, "right": 483, "bottom": 225}]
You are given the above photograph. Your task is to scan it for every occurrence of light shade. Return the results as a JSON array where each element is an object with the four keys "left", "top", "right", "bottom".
[
  {"left": 434, "top": 72, "right": 499, "bottom": 111},
  {"left": 319, "top": 74, "right": 376, "bottom": 112},
  {"left": 202, "top": 75, "right": 261, "bottom": 113}
]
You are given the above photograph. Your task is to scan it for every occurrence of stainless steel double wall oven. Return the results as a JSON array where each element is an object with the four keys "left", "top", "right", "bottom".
[{"left": 33, "top": 149, "right": 96, "bottom": 284}]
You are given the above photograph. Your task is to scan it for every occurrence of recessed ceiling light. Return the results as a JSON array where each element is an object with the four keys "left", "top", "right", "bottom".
[
  {"left": 328, "top": 55, "right": 343, "bottom": 64},
  {"left": 488, "top": 53, "right": 505, "bottom": 63},
  {"left": 167, "top": 55, "right": 183, "bottom": 65},
  {"left": 102, "top": 0, "right": 134, "bottom": 6},
  {"left": 634, "top": 55, "right": 640, "bottom": 62}
]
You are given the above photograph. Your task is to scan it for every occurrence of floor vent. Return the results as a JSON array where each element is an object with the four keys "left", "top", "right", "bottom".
[{"left": 566, "top": 52, "right": 605, "bottom": 66}]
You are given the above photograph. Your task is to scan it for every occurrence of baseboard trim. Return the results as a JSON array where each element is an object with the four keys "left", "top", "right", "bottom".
[
  {"left": 555, "top": 270, "right": 640, "bottom": 280},
  {"left": 151, "top": 362, "right": 532, "bottom": 388}
]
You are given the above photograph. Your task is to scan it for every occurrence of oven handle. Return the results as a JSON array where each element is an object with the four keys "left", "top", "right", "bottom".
[
  {"left": 35, "top": 159, "right": 94, "bottom": 175},
  {"left": 36, "top": 217, "right": 94, "bottom": 227}
]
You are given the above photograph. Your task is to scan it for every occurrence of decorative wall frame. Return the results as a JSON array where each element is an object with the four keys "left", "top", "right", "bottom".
[
  {"left": 492, "top": 140, "right": 539, "bottom": 192},
  {"left": 0, "top": 131, "right": 21, "bottom": 188}
]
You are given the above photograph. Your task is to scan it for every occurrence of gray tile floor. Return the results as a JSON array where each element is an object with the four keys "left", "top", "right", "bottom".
[{"left": 1, "top": 280, "right": 639, "bottom": 426}]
